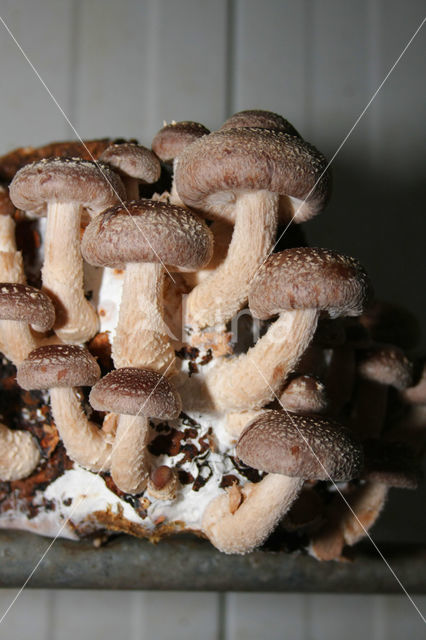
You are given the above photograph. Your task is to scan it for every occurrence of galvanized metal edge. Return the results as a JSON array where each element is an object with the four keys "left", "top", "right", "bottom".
[{"left": 0, "top": 531, "right": 425, "bottom": 592}]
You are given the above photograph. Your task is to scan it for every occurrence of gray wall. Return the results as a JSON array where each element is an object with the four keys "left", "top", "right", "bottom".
[{"left": 0, "top": 1, "right": 425, "bottom": 638}]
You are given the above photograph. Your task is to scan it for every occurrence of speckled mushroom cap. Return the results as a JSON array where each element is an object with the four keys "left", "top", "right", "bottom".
[
  {"left": 174, "top": 127, "right": 331, "bottom": 222},
  {"left": 9, "top": 157, "right": 126, "bottom": 216},
  {"left": 236, "top": 410, "right": 363, "bottom": 481},
  {"left": 249, "top": 248, "right": 373, "bottom": 320},
  {"left": 220, "top": 109, "right": 301, "bottom": 137},
  {"left": 81, "top": 199, "right": 213, "bottom": 270},
  {"left": 357, "top": 345, "right": 413, "bottom": 390},
  {"left": 89, "top": 367, "right": 182, "bottom": 419},
  {"left": 100, "top": 143, "right": 161, "bottom": 183},
  {"left": 151, "top": 121, "right": 210, "bottom": 163},
  {"left": 0, "top": 139, "right": 111, "bottom": 183},
  {"left": 280, "top": 375, "right": 328, "bottom": 414},
  {"left": 0, "top": 283, "right": 55, "bottom": 332},
  {"left": 17, "top": 344, "right": 101, "bottom": 390}
]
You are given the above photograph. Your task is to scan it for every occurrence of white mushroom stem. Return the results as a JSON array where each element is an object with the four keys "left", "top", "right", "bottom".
[
  {"left": 110, "top": 414, "right": 150, "bottom": 494},
  {"left": 183, "top": 220, "right": 232, "bottom": 289},
  {"left": 0, "top": 219, "right": 37, "bottom": 365},
  {"left": 42, "top": 202, "right": 99, "bottom": 344},
  {"left": 50, "top": 387, "right": 112, "bottom": 472},
  {"left": 202, "top": 474, "right": 303, "bottom": 554},
  {"left": 185, "top": 191, "right": 279, "bottom": 331},
  {"left": 169, "top": 159, "right": 184, "bottom": 206},
  {"left": 0, "top": 422, "right": 40, "bottom": 481},
  {"left": 0, "top": 319, "right": 38, "bottom": 365},
  {"left": 0, "top": 215, "right": 18, "bottom": 252},
  {"left": 309, "top": 482, "right": 388, "bottom": 561},
  {"left": 202, "top": 308, "right": 319, "bottom": 411},
  {"left": 112, "top": 262, "right": 175, "bottom": 374},
  {"left": 225, "top": 410, "right": 265, "bottom": 438}
]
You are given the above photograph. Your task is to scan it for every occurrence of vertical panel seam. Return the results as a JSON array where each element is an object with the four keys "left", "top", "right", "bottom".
[
  {"left": 68, "top": 0, "right": 81, "bottom": 131},
  {"left": 224, "top": 0, "right": 236, "bottom": 120}
]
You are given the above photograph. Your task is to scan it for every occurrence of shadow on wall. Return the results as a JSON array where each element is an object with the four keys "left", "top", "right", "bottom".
[{"left": 305, "top": 158, "right": 426, "bottom": 353}]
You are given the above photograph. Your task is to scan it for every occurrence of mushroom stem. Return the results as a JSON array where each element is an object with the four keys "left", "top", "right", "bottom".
[
  {"left": 50, "top": 387, "right": 112, "bottom": 472},
  {"left": 185, "top": 190, "right": 279, "bottom": 331},
  {"left": 0, "top": 251, "right": 25, "bottom": 284},
  {"left": 110, "top": 414, "right": 150, "bottom": 494},
  {"left": 42, "top": 202, "right": 99, "bottom": 344},
  {"left": 204, "top": 308, "right": 319, "bottom": 411},
  {"left": 121, "top": 176, "right": 139, "bottom": 201},
  {"left": 0, "top": 318, "right": 37, "bottom": 365},
  {"left": 0, "top": 215, "right": 18, "bottom": 252},
  {"left": 0, "top": 422, "right": 40, "bottom": 481},
  {"left": 112, "top": 262, "right": 175, "bottom": 374},
  {"left": 202, "top": 474, "right": 303, "bottom": 554}
]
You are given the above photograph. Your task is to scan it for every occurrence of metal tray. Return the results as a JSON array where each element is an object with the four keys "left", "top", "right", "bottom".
[{"left": 0, "top": 530, "right": 425, "bottom": 593}]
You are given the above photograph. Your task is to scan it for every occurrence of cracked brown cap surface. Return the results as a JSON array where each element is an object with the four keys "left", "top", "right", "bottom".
[
  {"left": 17, "top": 344, "right": 101, "bottom": 390},
  {"left": 89, "top": 367, "right": 182, "bottom": 419},
  {"left": 175, "top": 127, "right": 331, "bottom": 218},
  {"left": 236, "top": 410, "right": 363, "bottom": 481},
  {"left": 100, "top": 143, "right": 161, "bottom": 183},
  {"left": 81, "top": 199, "right": 213, "bottom": 270},
  {"left": 220, "top": 109, "right": 301, "bottom": 137},
  {"left": 249, "top": 247, "right": 373, "bottom": 320},
  {"left": 0, "top": 283, "right": 55, "bottom": 332},
  {"left": 152, "top": 121, "right": 210, "bottom": 163},
  {"left": 9, "top": 157, "right": 125, "bottom": 216},
  {"left": 357, "top": 345, "right": 413, "bottom": 390}
]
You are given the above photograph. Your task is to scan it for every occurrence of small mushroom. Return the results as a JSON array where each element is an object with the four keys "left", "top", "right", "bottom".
[
  {"left": 17, "top": 344, "right": 110, "bottom": 471},
  {"left": 202, "top": 410, "right": 363, "bottom": 554},
  {"left": 175, "top": 127, "right": 331, "bottom": 331},
  {"left": 82, "top": 200, "right": 213, "bottom": 373},
  {"left": 351, "top": 345, "right": 413, "bottom": 439},
  {"left": 9, "top": 157, "right": 126, "bottom": 343},
  {"left": 219, "top": 109, "right": 302, "bottom": 136},
  {"left": 0, "top": 283, "right": 55, "bottom": 364},
  {"left": 279, "top": 374, "right": 328, "bottom": 414},
  {"left": 203, "top": 248, "right": 372, "bottom": 411},
  {"left": 89, "top": 367, "right": 181, "bottom": 494},
  {"left": 152, "top": 121, "right": 210, "bottom": 206},
  {"left": 0, "top": 422, "right": 40, "bottom": 481},
  {"left": 100, "top": 142, "right": 161, "bottom": 200},
  {"left": 147, "top": 465, "right": 179, "bottom": 500}
]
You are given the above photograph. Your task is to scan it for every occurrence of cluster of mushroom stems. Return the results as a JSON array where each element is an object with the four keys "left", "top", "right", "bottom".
[{"left": 0, "top": 110, "right": 423, "bottom": 557}]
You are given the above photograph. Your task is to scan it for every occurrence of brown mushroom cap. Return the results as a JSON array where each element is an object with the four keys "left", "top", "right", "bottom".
[
  {"left": 89, "top": 367, "right": 181, "bottom": 419},
  {"left": 9, "top": 157, "right": 126, "bottom": 216},
  {"left": 17, "top": 344, "right": 101, "bottom": 390},
  {"left": 152, "top": 121, "right": 210, "bottom": 163},
  {"left": 280, "top": 374, "right": 328, "bottom": 414},
  {"left": 100, "top": 143, "right": 161, "bottom": 183},
  {"left": 236, "top": 410, "right": 363, "bottom": 481},
  {"left": 249, "top": 248, "right": 373, "bottom": 320},
  {"left": 220, "top": 109, "right": 301, "bottom": 137},
  {"left": 0, "top": 283, "right": 55, "bottom": 332},
  {"left": 357, "top": 345, "right": 413, "bottom": 390},
  {"left": 363, "top": 438, "right": 422, "bottom": 489},
  {"left": 0, "top": 139, "right": 111, "bottom": 183},
  {"left": 175, "top": 127, "right": 331, "bottom": 220},
  {"left": 81, "top": 199, "right": 213, "bottom": 270}
]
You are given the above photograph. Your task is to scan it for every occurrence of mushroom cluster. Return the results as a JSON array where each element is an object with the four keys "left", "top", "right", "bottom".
[{"left": 0, "top": 111, "right": 423, "bottom": 559}]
